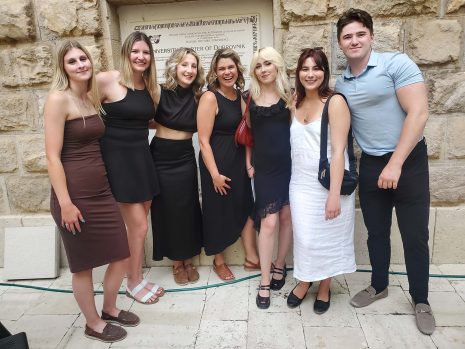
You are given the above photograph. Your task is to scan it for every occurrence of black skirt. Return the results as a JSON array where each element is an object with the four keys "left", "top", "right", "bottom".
[
  {"left": 100, "top": 126, "right": 159, "bottom": 203},
  {"left": 150, "top": 137, "right": 203, "bottom": 260}
]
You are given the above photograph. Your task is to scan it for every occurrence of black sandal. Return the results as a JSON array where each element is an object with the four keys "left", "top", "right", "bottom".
[
  {"left": 270, "top": 264, "right": 287, "bottom": 290},
  {"left": 256, "top": 284, "right": 271, "bottom": 309}
]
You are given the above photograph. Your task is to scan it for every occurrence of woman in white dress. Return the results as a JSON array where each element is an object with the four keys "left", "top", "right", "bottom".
[{"left": 288, "top": 48, "right": 356, "bottom": 314}]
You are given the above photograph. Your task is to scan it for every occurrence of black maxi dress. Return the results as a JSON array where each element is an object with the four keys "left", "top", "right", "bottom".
[
  {"left": 199, "top": 90, "right": 254, "bottom": 255},
  {"left": 249, "top": 98, "right": 291, "bottom": 229},
  {"left": 150, "top": 86, "right": 203, "bottom": 261}
]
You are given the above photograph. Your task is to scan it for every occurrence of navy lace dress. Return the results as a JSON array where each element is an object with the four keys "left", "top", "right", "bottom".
[{"left": 249, "top": 98, "right": 291, "bottom": 229}]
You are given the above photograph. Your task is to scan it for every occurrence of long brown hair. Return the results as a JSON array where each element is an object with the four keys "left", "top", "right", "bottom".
[{"left": 295, "top": 48, "right": 332, "bottom": 108}]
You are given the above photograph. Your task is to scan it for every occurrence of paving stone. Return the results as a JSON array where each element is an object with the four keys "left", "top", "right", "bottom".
[
  {"left": 111, "top": 323, "right": 198, "bottom": 349},
  {"left": 431, "top": 327, "right": 465, "bottom": 349},
  {"left": 358, "top": 314, "right": 437, "bottom": 349},
  {"left": 7, "top": 314, "right": 76, "bottom": 349},
  {"left": 208, "top": 265, "right": 252, "bottom": 287},
  {"left": 437, "top": 264, "right": 465, "bottom": 280},
  {"left": 195, "top": 320, "right": 247, "bottom": 349},
  {"left": 56, "top": 326, "right": 111, "bottom": 349},
  {"left": 247, "top": 311, "right": 305, "bottom": 349},
  {"left": 26, "top": 292, "right": 80, "bottom": 315},
  {"left": 301, "top": 293, "right": 359, "bottom": 328},
  {"left": 451, "top": 280, "right": 465, "bottom": 302},
  {"left": 391, "top": 264, "right": 455, "bottom": 292},
  {"left": 203, "top": 284, "right": 249, "bottom": 321},
  {"left": 3, "top": 277, "right": 54, "bottom": 294},
  {"left": 428, "top": 291, "right": 465, "bottom": 326},
  {"left": 0, "top": 292, "right": 41, "bottom": 320},
  {"left": 303, "top": 326, "right": 368, "bottom": 349}
]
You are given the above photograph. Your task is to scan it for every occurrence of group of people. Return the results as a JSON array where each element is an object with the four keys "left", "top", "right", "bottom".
[{"left": 44, "top": 8, "right": 435, "bottom": 343}]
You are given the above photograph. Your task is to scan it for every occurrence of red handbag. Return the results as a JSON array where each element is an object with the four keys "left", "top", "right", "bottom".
[{"left": 234, "top": 93, "right": 253, "bottom": 147}]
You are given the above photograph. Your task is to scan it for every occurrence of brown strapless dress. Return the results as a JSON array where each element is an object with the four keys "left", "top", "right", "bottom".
[{"left": 50, "top": 115, "right": 129, "bottom": 273}]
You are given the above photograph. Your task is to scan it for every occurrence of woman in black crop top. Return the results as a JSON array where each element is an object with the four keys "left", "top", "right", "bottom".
[
  {"left": 149, "top": 48, "right": 205, "bottom": 285},
  {"left": 97, "top": 32, "right": 164, "bottom": 305},
  {"left": 197, "top": 48, "right": 258, "bottom": 281}
]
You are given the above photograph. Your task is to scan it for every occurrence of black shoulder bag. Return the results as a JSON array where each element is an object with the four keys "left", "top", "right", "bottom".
[{"left": 318, "top": 93, "right": 358, "bottom": 195}]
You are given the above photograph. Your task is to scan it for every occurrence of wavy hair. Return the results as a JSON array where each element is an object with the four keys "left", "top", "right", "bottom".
[
  {"left": 206, "top": 48, "right": 245, "bottom": 91},
  {"left": 249, "top": 47, "right": 291, "bottom": 106},
  {"left": 120, "top": 31, "right": 158, "bottom": 101},
  {"left": 50, "top": 40, "right": 103, "bottom": 114},
  {"left": 163, "top": 47, "right": 205, "bottom": 96},
  {"left": 295, "top": 48, "right": 332, "bottom": 108}
]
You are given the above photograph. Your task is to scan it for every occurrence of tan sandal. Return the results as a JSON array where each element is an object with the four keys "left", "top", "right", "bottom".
[
  {"left": 213, "top": 260, "right": 235, "bottom": 281},
  {"left": 173, "top": 265, "right": 189, "bottom": 286},
  {"left": 243, "top": 258, "right": 261, "bottom": 271},
  {"left": 184, "top": 263, "right": 200, "bottom": 283}
]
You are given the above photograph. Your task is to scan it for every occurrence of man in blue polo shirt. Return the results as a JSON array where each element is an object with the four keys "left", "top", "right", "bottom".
[{"left": 335, "top": 8, "right": 435, "bottom": 335}]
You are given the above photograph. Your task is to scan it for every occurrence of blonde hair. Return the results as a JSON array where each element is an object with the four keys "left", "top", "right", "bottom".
[
  {"left": 50, "top": 40, "right": 103, "bottom": 114},
  {"left": 120, "top": 31, "right": 159, "bottom": 101},
  {"left": 163, "top": 47, "right": 205, "bottom": 97},
  {"left": 249, "top": 47, "right": 291, "bottom": 106},
  {"left": 206, "top": 48, "right": 245, "bottom": 91}
]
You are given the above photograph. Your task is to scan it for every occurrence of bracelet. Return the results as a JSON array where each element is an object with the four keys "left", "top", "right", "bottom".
[{"left": 247, "top": 166, "right": 253, "bottom": 170}]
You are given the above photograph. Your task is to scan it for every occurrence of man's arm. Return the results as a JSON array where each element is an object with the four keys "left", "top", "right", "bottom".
[{"left": 378, "top": 81, "right": 429, "bottom": 189}]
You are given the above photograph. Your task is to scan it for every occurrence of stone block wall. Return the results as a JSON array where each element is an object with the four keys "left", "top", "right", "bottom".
[{"left": 0, "top": 0, "right": 464, "bottom": 267}]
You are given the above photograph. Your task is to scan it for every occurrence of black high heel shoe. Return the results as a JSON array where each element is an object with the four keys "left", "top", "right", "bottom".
[
  {"left": 256, "top": 284, "right": 271, "bottom": 309},
  {"left": 287, "top": 282, "right": 313, "bottom": 308},
  {"left": 314, "top": 290, "right": 331, "bottom": 314},
  {"left": 270, "top": 264, "right": 287, "bottom": 290}
]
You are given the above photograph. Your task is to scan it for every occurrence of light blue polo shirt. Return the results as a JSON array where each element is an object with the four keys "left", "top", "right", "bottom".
[{"left": 335, "top": 50, "right": 424, "bottom": 156}]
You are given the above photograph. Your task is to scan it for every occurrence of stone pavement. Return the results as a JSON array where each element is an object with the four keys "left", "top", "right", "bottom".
[{"left": 1, "top": 264, "right": 465, "bottom": 349}]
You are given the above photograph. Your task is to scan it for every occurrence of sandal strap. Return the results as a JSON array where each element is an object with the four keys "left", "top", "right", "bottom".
[
  {"left": 258, "top": 284, "right": 270, "bottom": 291},
  {"left": 272, "top": 267, "right": 285, "bottom": 274}
]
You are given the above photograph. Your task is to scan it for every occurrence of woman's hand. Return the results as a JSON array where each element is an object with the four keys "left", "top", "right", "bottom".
[
  {"left": 325, "top": 193, "right": 341, "bottom": 220},
  {"left": 213, "top": 174, "right": 231, "bottom": 195},
  {"left": 60, "top": 201, "right": 84, "bottom": 234},
  {"left": 246, "top": 166, "right": 255, "bottom": 178}
]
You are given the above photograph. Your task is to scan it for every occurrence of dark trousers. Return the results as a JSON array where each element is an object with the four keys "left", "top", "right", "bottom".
[{"left": 359, "top": 138, "right": 430, "bottom": 304}]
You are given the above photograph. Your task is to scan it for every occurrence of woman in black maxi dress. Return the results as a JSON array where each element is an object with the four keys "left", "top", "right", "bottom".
[{"left": 197, "top": 48, "right": 256, "bottom": 281}]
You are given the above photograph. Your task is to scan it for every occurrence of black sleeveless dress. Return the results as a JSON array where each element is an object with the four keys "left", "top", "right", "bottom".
[
  {"left": 50, "top": 115, "right": 130, "bottom": 273},
  {"left": 100, "top": 87, "right": 159, "bottom": 203},
  {"left": 199, "top": 91, "right": 254, "bottom": 255},
  {"left": 250, "top": 98, "right": 291, "bottom": 229},
  {"left": 150, "top": 86, "right": 203, "bottom": 261}
]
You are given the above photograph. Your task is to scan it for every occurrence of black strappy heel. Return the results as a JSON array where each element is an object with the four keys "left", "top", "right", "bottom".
[
  {"left": 256, "top": 284, "right": 271, "bottom": 309},
  {"left": 270, "top": 264, "right": 287, "bottom": 290}
]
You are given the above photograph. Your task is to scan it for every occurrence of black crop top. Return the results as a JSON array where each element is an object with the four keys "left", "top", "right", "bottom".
[
  {"left": 102, "top": 87, "right": 156, "bottom": 129},
  {"left": 154, "top": 86, "right": 198, "bottom": 132}
]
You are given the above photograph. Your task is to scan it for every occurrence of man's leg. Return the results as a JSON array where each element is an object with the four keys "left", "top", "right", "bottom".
[
  {"left": 394, "top": 139, "right": 430, "bottom": 304},
  {"left": 351, "top": 152, "right": 394, "bottom": 307}
]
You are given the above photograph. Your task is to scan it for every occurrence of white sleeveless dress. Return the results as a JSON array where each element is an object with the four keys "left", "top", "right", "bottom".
[{"left": 289, "top": 115, "right": 356, "bottom": 282}]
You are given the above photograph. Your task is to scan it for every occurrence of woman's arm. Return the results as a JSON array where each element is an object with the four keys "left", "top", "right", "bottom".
[
  {"left": 325, "top": 94, "right": 351, "bottom": 220},
  {"left": 197, "top": 91, "right": 231, "bottom": 195},
  {"left": 44, "top": 92, "right": 83, "bottom": 233}
]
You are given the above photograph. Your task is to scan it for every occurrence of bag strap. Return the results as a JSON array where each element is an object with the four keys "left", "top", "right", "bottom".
[
  {"left": 242, "top": 93, "right": 251, "bottom": 120},
  {"left": 319, "top": 93, "right": 356, "bottom": 173}
]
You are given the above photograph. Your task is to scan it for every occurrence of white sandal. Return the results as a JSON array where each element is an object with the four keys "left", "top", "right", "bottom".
[{"left": 125, "top": 280, "right": 158, "bottom": 305}]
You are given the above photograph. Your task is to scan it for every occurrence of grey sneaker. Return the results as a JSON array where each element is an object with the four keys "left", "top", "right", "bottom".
[
  {"left": 415, "top": 303, "right": 435, "bottom": 335},
  {"left": 350, "top": 286, "right": 388, "bottom": 308}
]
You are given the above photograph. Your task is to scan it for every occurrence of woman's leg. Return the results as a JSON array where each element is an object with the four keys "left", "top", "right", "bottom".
[
  {"left": 317, "top": 277, "right": 331, "bottom": 301},
  {"left": 241, "top": 217, "right": 259, "bottom": 266},
  {"left": 257, "top": 213, "right": 278, "bottom": 296},
  {"left": 72, "top": 269, "right": 107, "bottom": 332},
  {"left": 118, "top": 201, "right": 158, "bottom": 303},
  {"left": 102, "top": 258, "right": 128, "bottom": 316},
  {"left": 272, "top": 205, "right": 293, "bottom": 279}
]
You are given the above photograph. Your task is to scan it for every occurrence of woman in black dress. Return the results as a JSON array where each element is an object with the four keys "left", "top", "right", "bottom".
[
  {"left": 97, "top": 32, "right": 163, "bottom": 305},
  {"left": 45, "top": 40, "right": 136, "bottom": 342},
  {"left": 150, "top": 48, "right": 205, "bottom": 285},
  {"left": 247, "top": 47, "right": 293, "bottom": 309},
  {"left": 197, "top": 48, "right": 258, "bottom": 280}
]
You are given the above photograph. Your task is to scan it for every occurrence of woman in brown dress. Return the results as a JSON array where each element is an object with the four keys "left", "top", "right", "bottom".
[{"left": 45, "top": 40, "right": 137, "bottom": 343}]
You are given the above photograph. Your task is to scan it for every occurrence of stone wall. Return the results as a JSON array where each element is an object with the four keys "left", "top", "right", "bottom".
[{"left": 0, "top": 0, "right": 464, "bottom": 267}]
